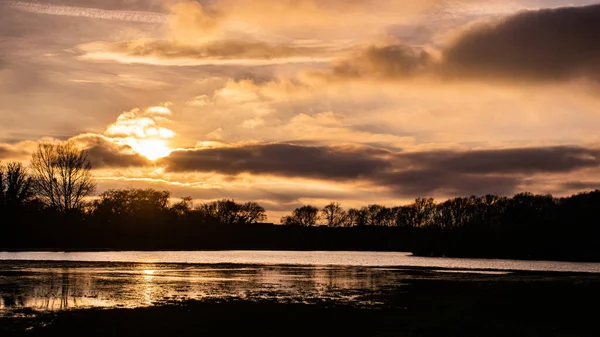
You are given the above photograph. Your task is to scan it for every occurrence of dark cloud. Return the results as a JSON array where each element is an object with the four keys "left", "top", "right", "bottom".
[
  {"left": 383, "top": 146, "right": 600, "bottom": 196},
  {"left": 397, "top": 146, "right": 600, "bottom": 174},
  {"left": 4, "top": 138, "right": 598, "bottom": 198},
  {"left": 161, "top": 143, "right": 391, "bottom": 180},
  {"left": 327, "top": 4, "right": 600, "bottom": 82},
  {"left": 441, "top": 4, "right": 600, "bottom": 81},
  {"left": 4, "top": 138, "right": 598, "bottom": 197},
  {"left": 160, "top": 142, "right": 600, "bottom": 198},
  {"left": 561, "top": 181, "right": 600, "bottom": 191},
  {"left": 379, "top": 170, "right": 519, "bottom": 197},
  {"left": 385, "top": 146, "right": 600, "bottom": 196},
  {"left": 74, "top": 135, "right": 149, "bottom": 168}
]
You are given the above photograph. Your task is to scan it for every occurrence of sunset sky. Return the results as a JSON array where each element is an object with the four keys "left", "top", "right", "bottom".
[{"left": 2, "top": 0, "right": 600, "bottom": 220}]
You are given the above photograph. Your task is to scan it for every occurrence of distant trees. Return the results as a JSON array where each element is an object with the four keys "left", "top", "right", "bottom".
[
  {"left": 277, "top": 193, "right": 600, "bottom": 233},
  {"left": 281, "top": 205, "right": 320, "bottom": 226},
  {"left": 1, "top": 161, "right": 600, "bottom": 260},
  {"left": 30, "top": 142, "right": 96, "bottom": 212},
  {"left": 194, "top": 199, "right": 267, "bottom": 225},
  {"left": 282, "top": 201, "right": 435, "bottom": 227},
  {"left": 90, "top": 192, "right": 268, "bottom": 225}
]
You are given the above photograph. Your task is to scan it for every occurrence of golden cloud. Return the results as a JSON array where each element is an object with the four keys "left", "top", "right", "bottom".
[{"left": 104, "top": 105, "right": 176, "bottom": 160}]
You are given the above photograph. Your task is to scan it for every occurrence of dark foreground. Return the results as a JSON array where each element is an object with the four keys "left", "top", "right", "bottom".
[{"left": 2, "top": 272, "right": 599, "bottom": 337}]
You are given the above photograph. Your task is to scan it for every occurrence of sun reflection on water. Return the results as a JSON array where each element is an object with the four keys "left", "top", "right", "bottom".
[{"left": 0, "top": 259, "right": 531, "bottom": 317}]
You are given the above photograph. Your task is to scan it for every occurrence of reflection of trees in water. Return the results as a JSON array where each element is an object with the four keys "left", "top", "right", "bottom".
[
  {"left": 0, "top": 263, "right": 408, "bottom": 313},
  {"left": 2, "top": 293, "right": 25, "bottom": 309},
  {"left": 33, "top": 268, "right": 91, "bottom": 310},
  {"left": 0, "top": 266, "right": 108, "bottom": 312}
]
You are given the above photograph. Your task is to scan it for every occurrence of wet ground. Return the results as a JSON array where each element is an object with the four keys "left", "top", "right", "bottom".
[{"left": 0, "top": 261, "right": 599, "bottom": 336}]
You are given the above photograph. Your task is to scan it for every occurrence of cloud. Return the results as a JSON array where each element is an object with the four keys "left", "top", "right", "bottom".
[
  {"left": 440, "top": 4, "right": 600, "bottom": 81},
  {"left": 379, "top": 170, "right": 519, "bottom": 196},
  {"left": 397, "top": 146, "right": 600, "bottom": 174},
  {"left": 5, "top": 1, "right": 167, "bottom": 23},
  {"left": 0, "top": 142, "right": 32, "bottom": 161},
  {"left": 380, "top": 146, "right": 600, "bottom": 196},
  {"left": 327, "top": 44, "right": 431, "bottom": 79},
  {"left": 104, "top": 105, "right": 174, "bottom": 139},
  {"left": 103, "top": 105, "right": 175, "bottom": 160},
  {"left": 71, "top": 134, "right": 150, "bottom": 168},
  {"left": 382, "top": 146, "right": 600, "bottom": 196},
  {"left": 77, "top": 40, "right": 334, "bottom": 66},
  {"left": 165, "top": 0, "right": 443, "bottom": 39},
  {"left": 157, "top": 142, "right": 600, "bottom": 197},
  {"left": 74, "top": 0, "right": 463, "bottom": 67},
  {"left": 321, "top": 4, "right": 600, "bottom": 83},
  {"left": 161, "top": 143, "right": 392, "bottom": 180},
  {"left": 561, "top": 181, "right": 600, "bottom": 191},
  {"left": 4, "top": 138, "right": 599, "bottom": 203}
]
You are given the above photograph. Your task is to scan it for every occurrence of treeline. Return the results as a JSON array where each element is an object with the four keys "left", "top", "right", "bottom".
[
  {"left": 280, "top": 193, "right": 600, "bottom": 260},
  {"left": 0, "top": 142, "right": 599, "bottom": 261},
  {"left": 282, "top": 194, "right": 599, "bottom": 230}
]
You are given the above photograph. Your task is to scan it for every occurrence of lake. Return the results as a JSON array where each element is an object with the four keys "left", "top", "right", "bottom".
[{"left": 1, "top": 251, "right": 599, "bottom": 316}]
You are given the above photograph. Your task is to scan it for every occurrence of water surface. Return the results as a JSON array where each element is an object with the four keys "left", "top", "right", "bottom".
[
  {"left": 1, "top": 251, "right": 599, "bottom": 272},
  {"left": 1, "top": 251, "right": 598, "bottom": 316}
]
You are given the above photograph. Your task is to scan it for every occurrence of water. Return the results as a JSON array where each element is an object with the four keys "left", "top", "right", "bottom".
[
  {"left": 1, "top": 251, "right": 598, "bottom": 316},
  {"left": 2, "top": 251, "right": 600, "bottom": 272}
]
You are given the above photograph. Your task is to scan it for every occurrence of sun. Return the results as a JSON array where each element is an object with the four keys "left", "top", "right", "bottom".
[
  {"left": 129, "top": 139, "right": 172, "bottom": 161},
  {"left": 104, "top": 105, "right": 176, "bottom": 161}
]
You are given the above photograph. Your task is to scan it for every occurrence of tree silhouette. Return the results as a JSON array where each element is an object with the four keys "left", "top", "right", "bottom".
[
  {"left": 194, "top": 199, "right": 267, "bottom": 225},
  {"left": 171, "top": 197, "right": 194, "bottom": 216},
  {"left": 281, "top": 205, "right": 320, "bottom": 226},
  {"left": 30, "top": 142, "right": 96, "bottom": 212},
  {"left": 321, "top": 202, "right": 346, "bottom": 227},
  {"left": 93, "top": 189, "right": 171, "bottom": 218},
  {"left": 410, "top": 197, "right": 436, "bottom": 227},
  {"left": 0, "top": 162, "right": 34, "bottom": 210},
  {"left": 346, "top": 208, "right": 367, "bottom": 227},
  {"left": 238, "top": 202, "right": 267, "bottom": 224},
  {"left": 2, "top": 151, "right": 600, "bottom": 261}
]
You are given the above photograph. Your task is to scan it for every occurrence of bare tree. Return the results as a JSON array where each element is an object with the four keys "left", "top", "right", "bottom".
[
  {"left": 345, "top": 208, "right": 367, "bottom": 227},
  {"left": 321, "top": 202, "right": 346, "bottom": 227},
  {"left": 30, "top": 142, "right": 96, "bottom": 212},
  {"left": 1, "top": 162, "right": 33, "bottom": 207}
]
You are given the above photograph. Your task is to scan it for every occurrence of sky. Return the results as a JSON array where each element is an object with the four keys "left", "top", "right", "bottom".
[{"left": 2, "top": 0, "right": 600, "bottom": 220}]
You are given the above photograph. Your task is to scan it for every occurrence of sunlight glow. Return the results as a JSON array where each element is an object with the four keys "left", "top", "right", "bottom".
[
  {"left": 104, "top": 106, "right": 175, "bottom": 161},
  {"left": 127, "top": 138, "right": 172, "bottom": 161}
]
